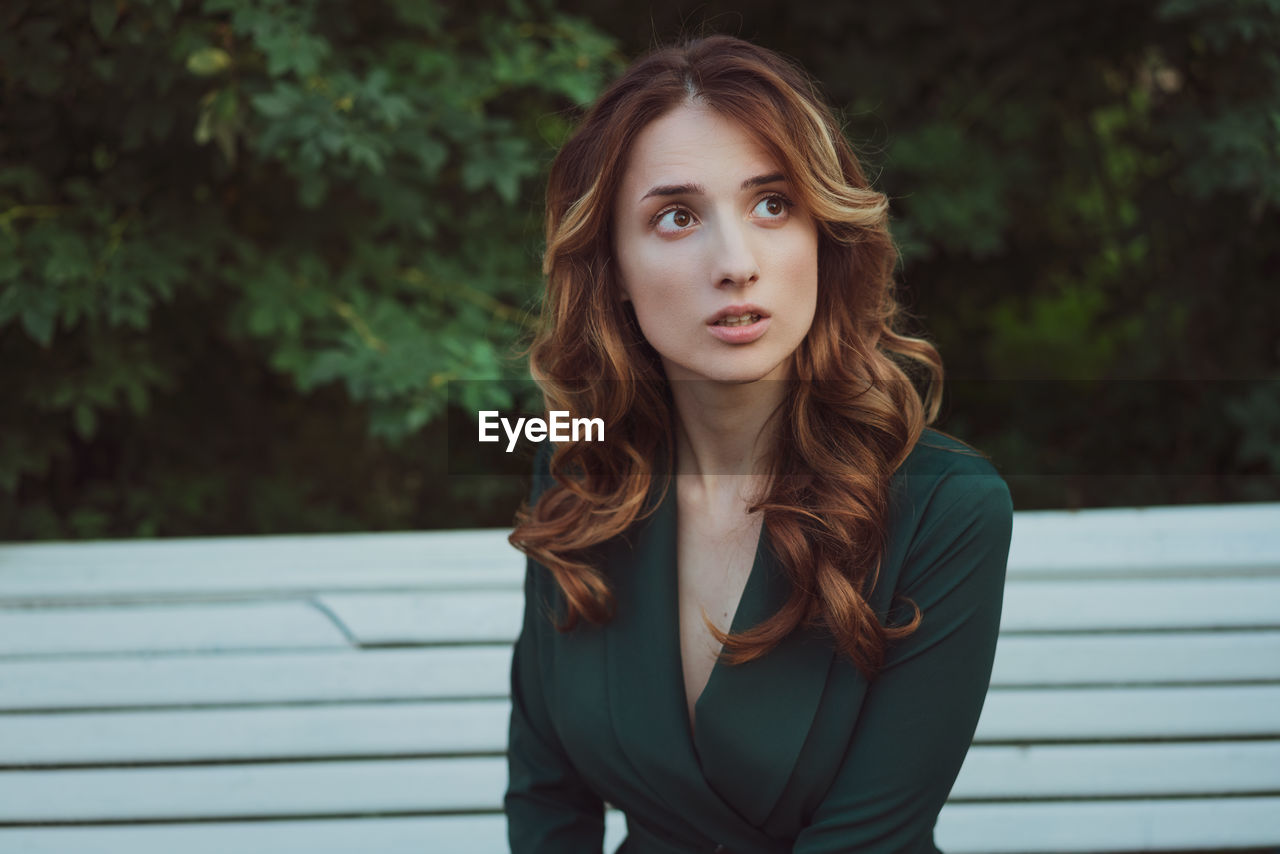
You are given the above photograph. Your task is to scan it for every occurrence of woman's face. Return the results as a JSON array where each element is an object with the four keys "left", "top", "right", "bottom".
[{"left": 612, "top": 101, "right": 819, "bottom": 386}]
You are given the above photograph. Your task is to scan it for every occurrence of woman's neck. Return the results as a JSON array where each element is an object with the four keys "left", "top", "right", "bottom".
[{"left": 667, "top": 373, "right": 788, "bottom": 514}]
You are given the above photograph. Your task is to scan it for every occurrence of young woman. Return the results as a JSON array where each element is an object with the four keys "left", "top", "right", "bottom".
[{"left": 506, "top": 34, "right": 1013, "bottom": 854}]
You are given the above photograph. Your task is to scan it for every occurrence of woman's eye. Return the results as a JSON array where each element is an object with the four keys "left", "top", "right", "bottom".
[
  {"left": 753, "top": 195, "right": 791, "bottom": 219},
  {"left": 656, "top": 207, "right": 696, "bottom": 231}
]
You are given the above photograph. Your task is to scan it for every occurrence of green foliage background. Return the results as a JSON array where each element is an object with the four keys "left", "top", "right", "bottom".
[{"left": 2, "top": 0, "right": 1277, "bottom": 539}]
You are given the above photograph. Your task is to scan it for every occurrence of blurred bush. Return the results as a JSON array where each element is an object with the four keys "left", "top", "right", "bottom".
[{"left": 0, "top": 0, "right": 621, "bottom": 537}]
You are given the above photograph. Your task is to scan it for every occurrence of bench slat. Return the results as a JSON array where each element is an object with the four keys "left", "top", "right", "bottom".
[
  {"left": 5, "top": 686, "right": 1279, "bottom": 766},
  {"left": 6, "top": 577, "right": 1276, "bottom": 659},
  {"left": 936, "top": 796, "right": 1280, "bottom": 852},
  {"left": 0, "top": 530, "right": 520, "bottom": 572},
  {"left": 4, "top": 742, "right": 1280, "bottom": 823},
  {"left": 0, "top": 647, "right": 513, "bottom": 711},
  {"left": 999, "top": 576, "right": 1280, "bottom": 631},
  {"left": 0, "top": 532, "right": 524, "bottom": 604},
  {"left": 1, "top": 798, "right": 1278, "bottom": 854},
  {"left": 975, "top": 684, "right": 1280, "bottom": 740},
  {"left": 991, "top": 629, "right": 1280, "bottom": 685},
  {"left": 3, "top": 502, "right": 1275, "bottom": 605},
  {"left": 316, "top": 578, "right": 1280, "bottom": 646},
  {"left": 4, "top": 630, "right": 1278, "bottom": 713},
  {"left": 0, "top": 815, "right": 524, "bottom": 854},
  {"left": 318, "top": 591, "right": 523, "bottom": 645},
  {"left": 1007, "top": 503, "right": 1280, "bottom": 576},
  {"left": 954, "top": 739, "right": 1280, "bottom": 798},
  {"left": 0, "top": 602, "right": 350, "bottom": 657},
  {"left": 0, "top": 757, "right": 505, "bottom": 822},
  {"left": 0, "top": 701, "right": 511, "bottom": 765}
]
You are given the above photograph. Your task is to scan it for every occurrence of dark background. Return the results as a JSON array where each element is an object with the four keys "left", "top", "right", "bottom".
[{"left": 2, "top": 0, "right": 1277, "bottom": 539}]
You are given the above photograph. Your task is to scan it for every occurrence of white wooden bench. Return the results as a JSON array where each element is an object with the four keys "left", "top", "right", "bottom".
[{"left": 1, "top": 503, "right": 1278, "bottom": 853}]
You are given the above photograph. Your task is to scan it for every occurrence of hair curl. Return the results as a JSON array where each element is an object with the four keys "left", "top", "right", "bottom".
[{"left": 508, "top": 35, "right": 943, "bottom": 679}]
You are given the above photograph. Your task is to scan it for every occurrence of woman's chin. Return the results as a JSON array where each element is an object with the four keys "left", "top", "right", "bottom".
[{"left": 663, "top": 357, "right": 792, "bottom": 387}]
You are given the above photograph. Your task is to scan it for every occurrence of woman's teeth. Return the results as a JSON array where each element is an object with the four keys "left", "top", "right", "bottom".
[{"left": 715, "top": 314, "right": 761, "bottom": 326}]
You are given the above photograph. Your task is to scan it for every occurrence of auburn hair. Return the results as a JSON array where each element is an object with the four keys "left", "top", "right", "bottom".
[{"left": 508, "top": 34, "right": 943, "bottom": 678}]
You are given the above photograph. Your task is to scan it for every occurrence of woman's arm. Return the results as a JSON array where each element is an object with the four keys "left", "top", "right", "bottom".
[
  {"left": 505, "top": 447, "right": 606, "bottom": 853},
  {"left": 792, "top": 472, "right": 1014, "bottom": 854}
]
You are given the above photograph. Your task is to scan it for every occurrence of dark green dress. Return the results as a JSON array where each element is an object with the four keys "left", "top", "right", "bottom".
[{"left": 506, "top": 428, "right": 1014, "bottom": 854}]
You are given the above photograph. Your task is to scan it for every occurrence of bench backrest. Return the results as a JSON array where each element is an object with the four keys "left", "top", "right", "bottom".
[{"left": 0, "top": 503, "right": 1277, "bottom": 852}]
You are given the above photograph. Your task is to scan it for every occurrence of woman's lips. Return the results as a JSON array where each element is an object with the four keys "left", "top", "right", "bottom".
[{"left": 707, "top": 314, "right": 770, "bottom": 343}]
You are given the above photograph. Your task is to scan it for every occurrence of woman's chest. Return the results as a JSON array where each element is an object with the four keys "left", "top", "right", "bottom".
[
  {"left": 675, "top": 507, "right": 763, "bottom": 725},
  {"left": 532, "top": 481, "right": 888, "bottom": 837}
]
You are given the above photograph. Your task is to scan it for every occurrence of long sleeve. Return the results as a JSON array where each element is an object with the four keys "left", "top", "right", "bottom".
[
  {"left": 792, "top": 471, "right": 1014, "bottom": 854},
  {"left": 505, "top": 447, "right": 606, "bottom": 853}
]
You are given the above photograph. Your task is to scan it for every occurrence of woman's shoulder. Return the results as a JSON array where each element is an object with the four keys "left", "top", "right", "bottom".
[
  {"left": 896, "top": 427, "right": 1003, "bottom": 494},
  {"left": 890, "top": 427, "right": 1013, "bottom": 542},
  {"left": 897, "top": 427, "right": 1002, "bottom": 480},
  {"left": 877, "top": 428, "right": 1014, "bottom": 606}
]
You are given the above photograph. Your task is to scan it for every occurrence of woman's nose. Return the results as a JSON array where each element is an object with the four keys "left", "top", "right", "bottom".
[{"left": 711, "top": 218, "right": 759, "bottom": 288}]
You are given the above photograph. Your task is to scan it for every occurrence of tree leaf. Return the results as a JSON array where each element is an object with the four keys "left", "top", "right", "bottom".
[
  {"left": 186, "top": 47, "right": 233, "bottom": 77},
  {"left": 90, "top": 0, "right": 119, "bottom": 40}
]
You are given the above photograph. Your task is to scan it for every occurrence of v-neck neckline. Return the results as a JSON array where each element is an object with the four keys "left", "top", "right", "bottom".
[
  {"left": 668, "top": 479, "right": 769, "bottom": 740},
  {"left": 601, "top": 468, "right": 840, "bottom": 837}
]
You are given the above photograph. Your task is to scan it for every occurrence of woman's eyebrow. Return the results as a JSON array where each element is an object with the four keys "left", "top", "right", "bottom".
[
  {"left": 639, "top": 172, "right": 788, "bottom": 202},
  {"left": 640, "top": 182, "right": 706, "bottom": 201},
  {"left": 741, "top": 172, "right": 787, "bottom": 190}
]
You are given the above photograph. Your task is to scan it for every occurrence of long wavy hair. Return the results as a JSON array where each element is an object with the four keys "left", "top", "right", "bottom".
[{"left": 508, "top": 35, "right": 943, "bottom": 679}]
